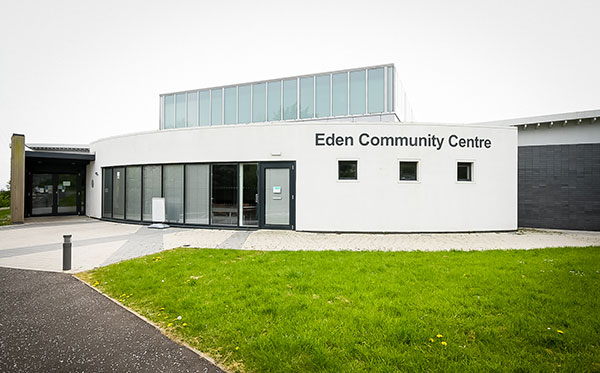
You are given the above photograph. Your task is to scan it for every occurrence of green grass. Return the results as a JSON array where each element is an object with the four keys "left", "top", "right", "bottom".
[
  {"left": 0, "top": 208, "right": 10, "bottom": 225},
  {"left": 79, "top": 247, "right": 600, "bottom": 372}
]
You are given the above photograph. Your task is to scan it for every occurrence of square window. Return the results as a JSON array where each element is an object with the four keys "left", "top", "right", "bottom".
[
  {"left": 457, "top": 162, "right": 473, "bottom": 181},
  {"left": 338, "top": 160, "right": 358, "bottom": 180},
  {"left": 399, "top": 161, "right": 418, "bottom": 181}
]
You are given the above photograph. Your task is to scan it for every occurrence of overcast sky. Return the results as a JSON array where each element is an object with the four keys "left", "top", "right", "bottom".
[{"left": 1, "top": 0, "right": 598, "bottom": 187}]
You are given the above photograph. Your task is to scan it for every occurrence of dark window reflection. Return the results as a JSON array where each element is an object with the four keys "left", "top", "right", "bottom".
[
  {"left": 457, "top": 162, "right": 473, "bottom": 181},
  {"left": 338, "top": 161, "right": 358, "bottom": 180},
  {"left": 242, "top": 164, "right": 258, "bottom": 226},
  {"left": 399, "top": 162, "right": 418, "bottom": 181},
  {"left": 211, "top": 164, "right": 238, "bottom": 225}
]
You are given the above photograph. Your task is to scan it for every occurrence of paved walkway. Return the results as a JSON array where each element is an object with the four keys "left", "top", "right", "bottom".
[
  {"left": 0, "top": 266, "right": 222, "bottom": 372},
  {"left": 0, "top": 216, "right": 599, "bottom": 273}
]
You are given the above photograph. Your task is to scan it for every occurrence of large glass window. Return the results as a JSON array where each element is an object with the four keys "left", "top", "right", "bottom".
[
  {"left": 142, "top": 165, "right": 161, "bottom": 222},
  {"left": 162, "top": 64, "right": 396, "bottom": 129},
  {"left": 211, "top": 88, "right": 222, "bottom": 125},
  {"left": 102, "top": 169, "right": 112, "bottom": 218},
  {"left": 238, "top": 85, "right": 251, "bottom": 124},
  {"left": 240, "top": 163, "right": 258, "bottom": 226},
  {"left": 163, "top": 165, "right": 184, "bottom": 223},
  {"left": 299, "top": 76, "right": 314, "bottom": 119},
  {"left": 332, "top": 72, "right": 348, "bottom": 116},
  {"left": 252, "top": 83, "right": 266, "bottom": 122},
  {"left": 368, "top": 67, "right": 384, "bottom": 113},
  {"left": 283, "top": 79, "right": 297, "bottom": 120},
  {"left": 185, "top": 164, "right": 209, "bottom": 224},
  {"left": 199, "top": 90, "right": 210, "bottom": 126},
  {"left": 267, "top": 81, "right": 281, "bottom": 122},
  {"left": 187, "top": 91, "right": 198, "bottom": 127},
  {"left": 224, "top": 87, "right": 237, "bottom": 124},
  {"left": 350, "top": 70, "right": 366, "bottom": 115},
  {"left": 125, "top": 166, "right": 141, "bottom": 220},
  {"left": 112, "top": 167, "right": 125, "bottom": 219},
  {"left": 163, "top": 95, "right": 174, "bottom": 129},
  {"left": 211, "top": 164, "right": 238, "bottom": 225},
  {"left": 175, "top": 93, "right": 186, "bottom": 128},
  {"left": 315, "top": 75, "right": 330, "bottom": 118}
]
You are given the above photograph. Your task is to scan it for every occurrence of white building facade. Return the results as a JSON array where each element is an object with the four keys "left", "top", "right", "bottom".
[{"left": 88, "top": 121, "right": 517, "bottom": 232}]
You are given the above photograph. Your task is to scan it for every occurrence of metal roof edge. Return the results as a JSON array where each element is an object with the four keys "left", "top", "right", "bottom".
[{"left": 471, "top": 109, "right": 600, "bottom": 127}]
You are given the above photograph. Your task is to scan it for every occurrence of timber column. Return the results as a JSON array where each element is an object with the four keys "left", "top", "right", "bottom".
[{"left": 10, "top": 134, "right": 25, "bottom": 224}]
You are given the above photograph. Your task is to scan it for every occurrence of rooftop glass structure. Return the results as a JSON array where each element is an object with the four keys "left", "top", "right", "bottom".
[{"left": 159, "top": 64, "right": 410, "bottom": 129}]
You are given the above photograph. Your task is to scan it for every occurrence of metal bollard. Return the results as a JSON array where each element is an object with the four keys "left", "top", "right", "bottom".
[{"left": 63, "top": 235, "right": 72, "bottom": 271}]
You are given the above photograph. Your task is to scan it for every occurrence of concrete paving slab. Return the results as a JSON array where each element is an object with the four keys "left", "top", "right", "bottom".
[
  {"left": 0, "top": 219, "right": 139, "bottom": 250},
  {"left": 0, "top": 240, "right": 126, "bottom": 273},
  {"left": 1, "top": 217, "right": 599, "bottom": 274},
  {"left": 240, "top": 229, "right": 600, "bottom": 251},
  {"left": 0, "top": 266, "right": 222, "bottom": 373},
  {"left": 163, "top": 229, "right": 235, "bottom": 251}
]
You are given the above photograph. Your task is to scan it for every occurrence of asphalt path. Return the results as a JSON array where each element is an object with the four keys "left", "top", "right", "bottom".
[{"left": 0, "top": 267, "right": 223, "bottom": 372}]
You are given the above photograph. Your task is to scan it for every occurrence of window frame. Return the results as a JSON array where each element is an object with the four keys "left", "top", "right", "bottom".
[
  {"left": 337, "top": 159, "right": 359, "bottom": 182},
  {"left": 456, "top": 161, "right": 474, "bottom": 183},
  {"left": 398, "top": 160, "right": 420, "bottom": 183}
]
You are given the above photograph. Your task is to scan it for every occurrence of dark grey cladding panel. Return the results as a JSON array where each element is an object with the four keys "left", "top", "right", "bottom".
[{"left": 518, "top": 143, "right": 600, "bottom": 231}]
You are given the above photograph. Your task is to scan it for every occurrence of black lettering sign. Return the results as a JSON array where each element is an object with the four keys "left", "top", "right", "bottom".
[{"left": 315, "top": 133, "right": 492, "bottom": 149}]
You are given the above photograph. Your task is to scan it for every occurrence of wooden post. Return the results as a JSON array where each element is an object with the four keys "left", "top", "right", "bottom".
[{"left": 10, "top": 134, "right": 25, "bottom": 224}]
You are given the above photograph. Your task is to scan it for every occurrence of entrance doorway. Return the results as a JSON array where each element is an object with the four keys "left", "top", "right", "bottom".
[
  {"left": 30, "top": 173, "right": 81, "bottom": 216},
  {"left": 259, "top": 162, "right": 295, "bottom": 229}
]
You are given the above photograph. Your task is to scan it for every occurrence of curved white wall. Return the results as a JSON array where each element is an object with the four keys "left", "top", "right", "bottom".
[{"left": 87, "top": 121, "right": 517, "bottom": 232}]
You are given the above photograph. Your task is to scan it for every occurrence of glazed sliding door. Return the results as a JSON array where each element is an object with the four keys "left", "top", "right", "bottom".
[
  {"left": 185, "top": 164, "right": 210, "bottom": 224},
  {"left": 31, "top": 173, "right": 54, "bottom": 215},
  {"left": 240, "top": 163, "right": 258, "bottom": 227},
  {"left": 57, "top": 174, "right": 77, "bottom": 214},
  {"left": 211, "top": 164, "right": 238, "bottom": 226}
]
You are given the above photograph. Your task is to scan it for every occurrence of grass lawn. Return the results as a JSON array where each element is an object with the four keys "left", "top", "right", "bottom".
[
  {"left": 79, "top": 247, "right": 600, "bottom": 372},
  {"left": 0, "top": 208, "right": 10, "bottom": 226}
]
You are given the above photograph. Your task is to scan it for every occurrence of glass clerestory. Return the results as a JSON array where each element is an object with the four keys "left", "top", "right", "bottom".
[{"left": 160, "top": 64, "right": 396, "bottom": 129}]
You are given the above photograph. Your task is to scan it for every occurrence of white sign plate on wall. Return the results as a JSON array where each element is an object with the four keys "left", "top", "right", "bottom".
[
  {"left": 152, "top": 198, "right": 166, "bottom": 223},
  {"left": 273, "top": 186, "right": 281, "bottom": 194},
  {"left": 149, "top": 198, "right": 169, "bottom": 229}
]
